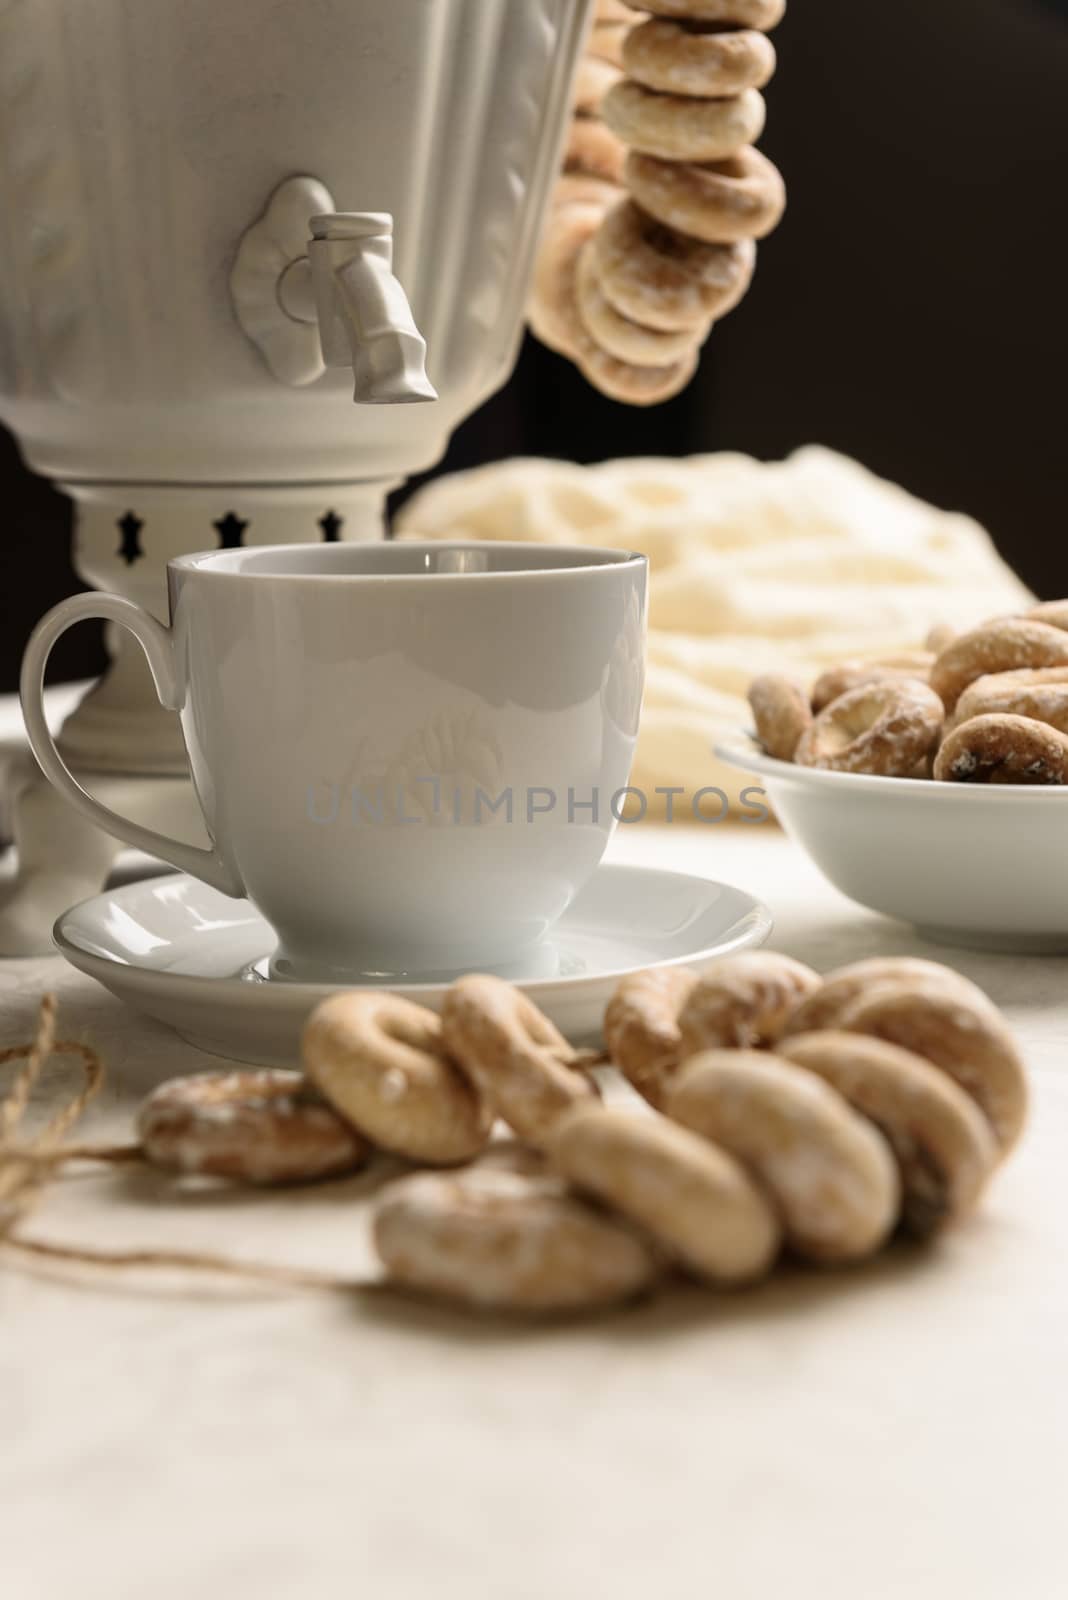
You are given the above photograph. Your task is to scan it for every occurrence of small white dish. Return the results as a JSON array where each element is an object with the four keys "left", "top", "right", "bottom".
[
  {"left": 54, "top": 863, "right": 772, "bottom": 1066},
  {"left": 718, "top": 733, "right": 1068, "bottom": 953}
]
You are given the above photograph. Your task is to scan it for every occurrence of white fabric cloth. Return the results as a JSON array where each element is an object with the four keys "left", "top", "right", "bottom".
[
  {"left": 3, "top": 817, "right": 1067, "bottom": 1600},
  {"left": 397, "top": 448, "right": 1034, "bottom": 803}
]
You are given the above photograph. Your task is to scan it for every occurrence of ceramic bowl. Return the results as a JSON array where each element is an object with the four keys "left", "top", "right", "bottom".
[{"left": 717, "top": 734, "right": 1068, "bottom": 952}]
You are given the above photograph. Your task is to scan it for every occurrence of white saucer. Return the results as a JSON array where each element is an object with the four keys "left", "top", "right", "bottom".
[{"left": 54, "top": 864, "right": 772, "bottom": 1066}]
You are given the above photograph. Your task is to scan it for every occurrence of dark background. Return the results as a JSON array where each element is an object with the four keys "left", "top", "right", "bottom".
[{"left": 2, "top": 0, "right": 1066, "bottom": 690}]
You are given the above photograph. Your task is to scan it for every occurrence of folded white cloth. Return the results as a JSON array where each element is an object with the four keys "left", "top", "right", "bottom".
[{"left": 397, "top": 447, "right": 1033, "bottom": 806}]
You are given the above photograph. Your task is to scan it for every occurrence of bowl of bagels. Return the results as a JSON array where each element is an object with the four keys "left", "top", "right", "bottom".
[{"left": 718, "top": 601, "right": 1068, "bottom": 951}]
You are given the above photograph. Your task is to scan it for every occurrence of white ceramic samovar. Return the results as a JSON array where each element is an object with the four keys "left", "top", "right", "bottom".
[{"left": 0, "top": 0, "right": 594, "bottom": 948}]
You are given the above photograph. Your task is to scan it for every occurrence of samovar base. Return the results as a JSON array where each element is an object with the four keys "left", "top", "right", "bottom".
[
  {"left": 0, "top": 754, "right": 208, "bottom": 955},
  {"left": 57, "top": 478, "right": 392, "bottom": 774}
]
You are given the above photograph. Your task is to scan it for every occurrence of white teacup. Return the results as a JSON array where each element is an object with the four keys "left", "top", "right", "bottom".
[{"left": 21, "top": 542, "right": 647, "bottom": 979}]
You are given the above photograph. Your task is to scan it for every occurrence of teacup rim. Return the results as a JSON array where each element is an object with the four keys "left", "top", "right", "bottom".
[{"left": 169, "top": 539, "right": 647, "bottom": 582}]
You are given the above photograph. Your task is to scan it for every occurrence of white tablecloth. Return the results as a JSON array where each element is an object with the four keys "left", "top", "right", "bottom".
[{"left": 3, "top": 746, "right": 1067, "bottom": 1599}]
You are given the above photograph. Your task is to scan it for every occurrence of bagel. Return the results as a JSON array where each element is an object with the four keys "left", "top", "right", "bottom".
[
  {"left": 778, "top": 1032, "right": 998, "bottom": 1234},
  {"left": 441, "top": 973, "right": 597, "bottom": 1143},
  {"left": 530, "top": 199, "right": 701, "bottom": 402},
  {"left": 302, "top": 992, "right": 492, "bottom": 1165},
  {"left": 678, "top": 951, "right": 821, "bottom": 1054},
  {"left": 834, "top": 982, "right": 1029, "bottom": 1153},
  {"left": 529, "top": 201, "right": 607, "bottom": 358},
  {"left": 624, "top": 19, "right": 777, "bottom": 97},
  {"left": 929, "top": 619, "right": 1068, "bottom": 713},
  {"left": 603, "top": 964, "right": 700, "bottom": 1105},
  {"left": 1027, "top": 600, "right": 1068, "bottom": 632},
  {"left": 933, "top": 713, "right": 1068, "bottom": 786},
  {"left": 624, "top": 146, "right": 786, "bottom": 244},
  {"left": 573, "top": 55, "right": 623, "bottom": 116},
  {"left": 794, "top": 679, "right": 944, "bottom": 777},
  {"left": 589, "top": 21, "right": 630, "bottom": 70},
  {"left": 782, "top": 958, "right": 981, "bottom": 1039},
  {"left": 635, "top": 0, "right": 786, "bottom": 29},
  {"left": 602, "top": 80, "right": 766, "bottom": 164},
  {"left": 373, "top": 1164, "right": 662, "bottom": 1312},
  {"left": 945, "top": 675, "right": 1068, "bottom": 736},
  {"left": 564, "top": 117, "right": 628, "bottom": 186},
  {"left": 547, "top": 1102, "right": 781, "bottom": 1284},
  {"left": 748, "top": 672, "right": 812, "bottom": 761},
  {"left": 575, "top": 236, "right": 706, "bottom": 366},
  {"left": 666, "top": 1050, "right": 901, "bottom": 1265},
  {"left": 137, "top": 1069, "right": 370, "bottom": 1186},
  {"left": 591, "top": 197, "right": 756, "bottom": 330},
  {"left": 810, "top": 654, "right": 934, "bottom": 714}
]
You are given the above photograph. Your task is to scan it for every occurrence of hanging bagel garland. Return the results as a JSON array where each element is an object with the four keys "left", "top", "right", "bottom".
[{"left": 529, "top": 0, "right": 786, "bottom": 404}]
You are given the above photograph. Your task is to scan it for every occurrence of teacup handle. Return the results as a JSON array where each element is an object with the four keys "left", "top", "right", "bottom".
[{"left": 20, "top": 593, "right": 245, "bottom": 897}]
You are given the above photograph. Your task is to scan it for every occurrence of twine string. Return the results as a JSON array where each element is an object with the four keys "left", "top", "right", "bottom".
[
  {"left": 1, "top": 1233, "right": 369, "bottom": 1291},
  {"left": 0, "top": 991, "right": 57, "bottom": 1139},
  {"left": 0, "top": 994, "right": 106, "bottom": 1226},
  {"left": 0, "top": 996, "right": 365, "bottom": 1292}
]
